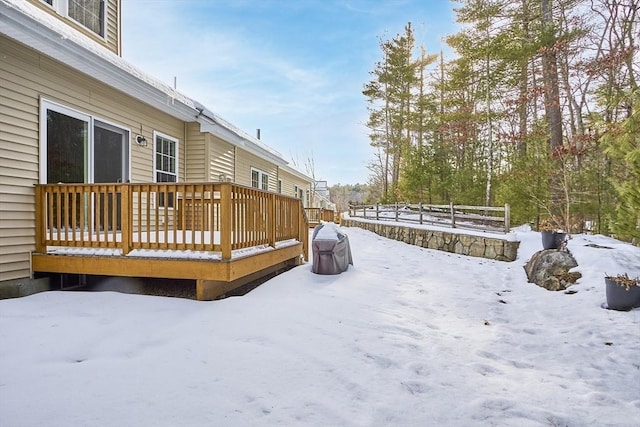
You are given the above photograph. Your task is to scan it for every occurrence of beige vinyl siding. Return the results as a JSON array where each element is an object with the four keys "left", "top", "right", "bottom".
[
  {"left": 235, "top": 149, "right": 278, "bottom": 192},
  {"left": 209, "top": 135, "right": 235, "bottom": 182},
  {"left": 0, "top": 34, "right": 185, "bottom": 281},
  {"left": 105, "top": 0, "right": 120, "bottom": 55}
]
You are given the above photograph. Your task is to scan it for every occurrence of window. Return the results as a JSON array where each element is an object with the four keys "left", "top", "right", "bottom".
[
  {"left": 251, "top": 168, "right": 269, "bottom": 191},
  {"left": 42, "top": 0, "right": 106, "bottom": 38},
  {"left": 278, "top": 179, "right": 283, "bottom": 194},
  {"left": 154, "top": 132, "right": 178, "bottom": 207}
]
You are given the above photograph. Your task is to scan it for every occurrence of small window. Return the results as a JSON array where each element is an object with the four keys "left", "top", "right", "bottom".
[
  {"left": 154, "top": 132, "right": 178, "bottom": 207},
  {"left": 43, "top": 0, "right": 106, "bottom": 38},
  {"left": 69, "top": 0, "right": 105, "bottom": 37},
  {"left": 278, "top": 179, "right": 283, "bottom": 194},
  {"left": 251, "top": 167, "right": 269, "bottom": 191}
]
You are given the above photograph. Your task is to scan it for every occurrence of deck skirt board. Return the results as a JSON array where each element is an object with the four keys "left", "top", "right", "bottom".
[{"left": 32, "top": 243, "right": 303, "bottom": 299}]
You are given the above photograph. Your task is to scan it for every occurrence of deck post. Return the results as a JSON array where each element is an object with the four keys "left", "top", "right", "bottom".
[
  {"left": 269, "top": 193, "right": 277, "bottom": 248},
  {"left": 300, "top": 201, "right": 309, "bottom": 261},
  {"left": 220, "top": 183, "right": 232, "bottom": 261},
  {"left": 121, "top": 184, "right": 131, "bottom": 255},
  {"left": 34, "top": 185, "right": 46, "bottom": 253}
]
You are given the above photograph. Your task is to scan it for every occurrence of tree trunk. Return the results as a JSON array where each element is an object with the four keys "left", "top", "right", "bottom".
[{"left": 541, "top": 0, "right": 564, "bottom": 216}]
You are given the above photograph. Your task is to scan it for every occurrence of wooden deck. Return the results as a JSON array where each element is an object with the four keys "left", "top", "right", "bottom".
[
  {"left": 304, "top": 207, "right": 336, "bottom": 227},
  {"left": 32, "top": 182, "right": 309, "bottom": 300}
]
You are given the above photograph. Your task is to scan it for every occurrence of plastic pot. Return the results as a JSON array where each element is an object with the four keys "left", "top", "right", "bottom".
[
  {"left": 605, "top": 277, "right": 640, "bottom": 311},
  {"left": 541, "top": 231, "right": 566, "bottom": 250}
]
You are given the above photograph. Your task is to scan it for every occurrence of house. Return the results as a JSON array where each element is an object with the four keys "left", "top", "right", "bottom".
[
  {"left": 313, "top": 180, "right": 336, "bottom": 210},
  {"left": 0, "top": 0, "right": 323, "bottom": 299}
]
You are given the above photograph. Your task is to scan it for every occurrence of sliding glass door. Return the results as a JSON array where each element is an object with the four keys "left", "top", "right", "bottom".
[{"left": 42, "top": 100, "right": 130, "bottom": 232}]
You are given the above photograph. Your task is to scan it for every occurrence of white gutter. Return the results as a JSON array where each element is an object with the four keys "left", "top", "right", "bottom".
[{"left": 280, "top": 163, "right": 314, "bottom": 182}]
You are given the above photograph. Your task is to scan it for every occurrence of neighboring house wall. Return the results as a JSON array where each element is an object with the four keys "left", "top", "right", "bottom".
[
  {"left": 27, "top": 0, "right": 121, "bottom": 56},
  {"left": 185, "top": 121, "right": 206, "bottom": 182},
  {"left": 235, "top": 149, "right": 278, "bottom": 192},
  {"left": 278, "top": 169, "right": 310, "bottom": 201},
  {"left": 184, "top": 124, "right": 237, "bottom": 184},
  {"left": 0, "top": 34, "right": 185, "bottom": 281}
]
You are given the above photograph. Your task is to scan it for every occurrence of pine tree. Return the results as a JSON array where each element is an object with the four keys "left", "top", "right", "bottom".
[{"left": 363, "top": 23, "right": 418, "bottom": 202}]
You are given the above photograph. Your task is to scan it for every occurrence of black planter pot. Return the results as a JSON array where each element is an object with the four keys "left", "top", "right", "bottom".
[
  {"left": 541, "top": 231, "right": 566, "bottom": 250},
  {"left": 605, "top": 277, "right": 640, "bottom": 311}
]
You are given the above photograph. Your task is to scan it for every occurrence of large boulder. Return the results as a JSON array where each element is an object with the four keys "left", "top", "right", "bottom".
[{"left": 524, "top": 249, "right": 582, "bottom": 291}]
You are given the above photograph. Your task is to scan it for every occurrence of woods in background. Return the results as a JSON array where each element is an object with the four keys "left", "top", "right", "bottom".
[{"left": 361, "top": 0, "right": 639, "bottom": 243}]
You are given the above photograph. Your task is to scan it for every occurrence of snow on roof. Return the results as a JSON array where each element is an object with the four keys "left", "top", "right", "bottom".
[{"left": 193, "top": 101, "right": 285, "bottom": 161}]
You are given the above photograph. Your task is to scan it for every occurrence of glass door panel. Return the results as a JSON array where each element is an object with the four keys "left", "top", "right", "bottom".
[
  {"left": 93, "top": 121, "right": 129, "bottom": 231},
  {"left": 46, "top": 109, "right": 89, "bottom": 231},
  {"left": 46, "top": 110, "right": 88, "bottom": 184}
]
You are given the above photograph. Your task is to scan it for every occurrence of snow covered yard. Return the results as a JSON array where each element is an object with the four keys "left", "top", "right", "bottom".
[{"left": 0, "top": 226, "right": 639, "bottom": 426}]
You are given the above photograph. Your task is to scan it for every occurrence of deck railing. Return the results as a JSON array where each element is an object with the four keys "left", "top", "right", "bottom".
[
  {"left": 35, "top": 182, "right": 309, "bottom": 260},
  {"left": 304, "top": 207, "right": 336, "bottom": 225}
]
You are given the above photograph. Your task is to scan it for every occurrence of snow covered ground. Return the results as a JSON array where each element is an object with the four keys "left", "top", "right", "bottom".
[{"left": 1, "top": 226, "right": 639, "bottom": 426}]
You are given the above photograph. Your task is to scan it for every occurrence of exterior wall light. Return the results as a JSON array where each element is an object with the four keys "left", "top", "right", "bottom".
[{"left": 136, "top": 135, "right": 148, "bottom": 147}]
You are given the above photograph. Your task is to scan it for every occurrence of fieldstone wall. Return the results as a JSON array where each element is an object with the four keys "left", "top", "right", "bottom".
[{"left": 341, "top": 218, "right": 519, "bottom": 262}]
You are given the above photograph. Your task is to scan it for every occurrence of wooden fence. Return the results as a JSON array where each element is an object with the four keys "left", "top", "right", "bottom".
[
  {"left": 348, "top": 202, "right": 511, "bottom": 233},
  {"left": 35, "top": 182, "right": 309, "bottom": 260}
]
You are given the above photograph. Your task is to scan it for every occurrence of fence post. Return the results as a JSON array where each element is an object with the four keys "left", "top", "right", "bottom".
[
  {"left": 504, "top": 203, "right": 511, "bottom": 233},
  {"left": 450, "top": 202, "right": 456, "bottom": 228},
  {"left": 419, "top": 202, "right": 423, "bottom": 225},
  {"left": 375, "top": 203, "right": 379, "bottom": 221},
  {"left": 395, "top": 202, "right": 399, "bottom": 222}
]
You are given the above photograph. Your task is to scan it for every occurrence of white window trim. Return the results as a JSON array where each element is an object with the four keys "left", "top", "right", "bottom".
[
  {"left": 41, "top": 0, "right": 107, "bottom": 40},
  {"left": 39, "top": 98, "right": 131, "bottom": 184},
  {"left": 153, "top": 131, "right": 179, "bottom": 184},
  {"left": 251, "top": 167, "right": 269, "bottom": 191}
]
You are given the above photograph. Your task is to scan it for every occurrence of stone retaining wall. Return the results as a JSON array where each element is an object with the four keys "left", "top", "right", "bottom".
[{"left": 341, "top": 218, "right": 519, "bottom": 262}]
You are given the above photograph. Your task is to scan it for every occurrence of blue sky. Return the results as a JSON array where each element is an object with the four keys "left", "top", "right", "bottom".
[{"left": 121, "top": 1, "right": 458, "bottom": 185}]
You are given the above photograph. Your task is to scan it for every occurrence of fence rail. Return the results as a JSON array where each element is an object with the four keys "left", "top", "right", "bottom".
[
  {"left": 35, "top": 182, "right": 309, "bottom": 260},
  {"left": 348, "top": 202, "right": 511, "bottom": 233}
]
